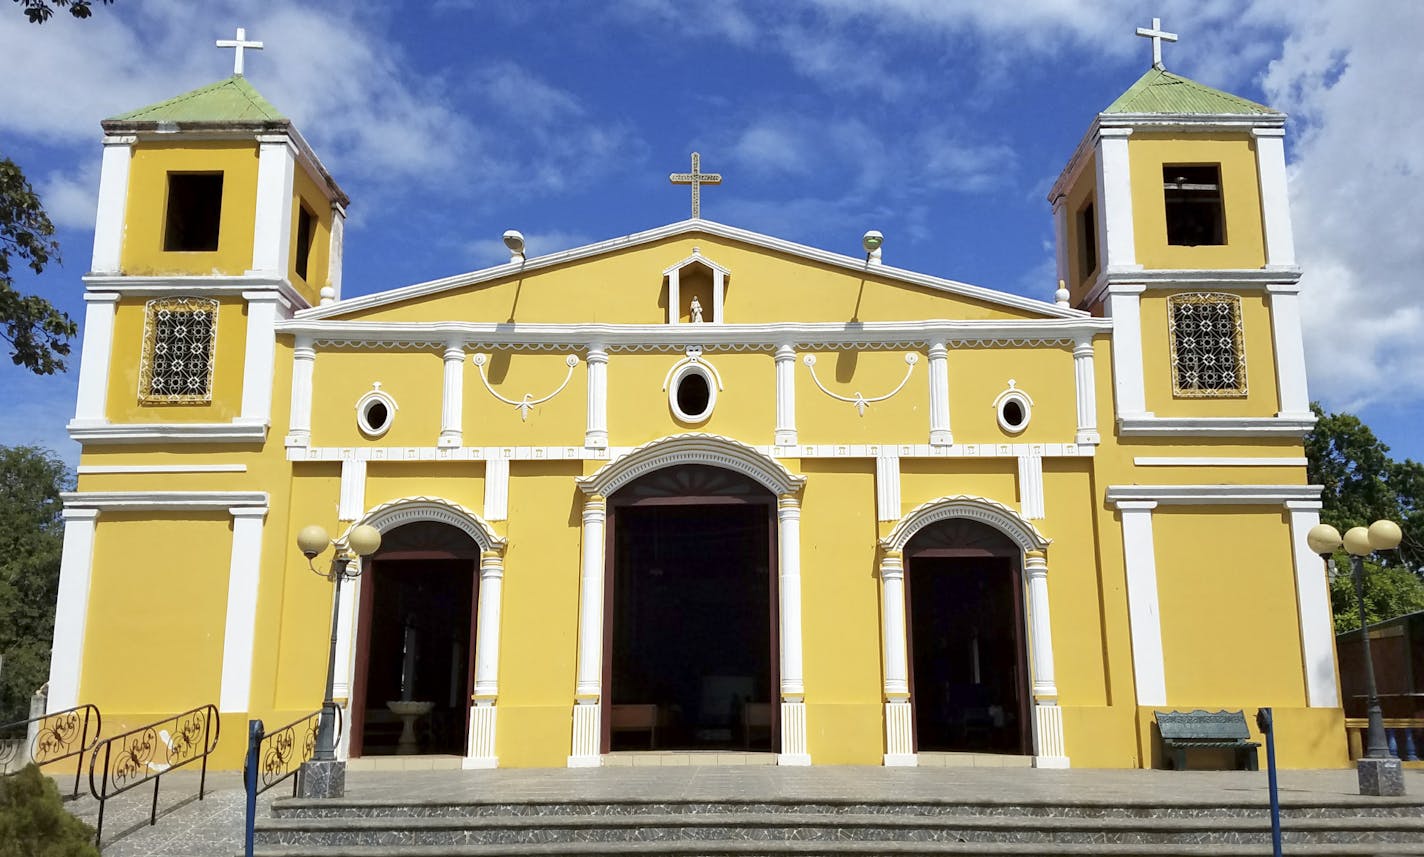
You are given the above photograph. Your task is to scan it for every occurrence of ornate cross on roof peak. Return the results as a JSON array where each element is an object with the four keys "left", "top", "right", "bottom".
[
  {"left": 669, "top": 152, "right": 722, "bottom": 219},
  {"left": 216, "top": 27, "right": 264, "bottom": 76},
  {"left": 1135, "top": 17, "right": 1178, "bottom": 70}
]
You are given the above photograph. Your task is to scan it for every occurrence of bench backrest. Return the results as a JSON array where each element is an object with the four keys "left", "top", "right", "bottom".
[{"left": 1155, "top": 709, "right": 1251, "bottom": 741}]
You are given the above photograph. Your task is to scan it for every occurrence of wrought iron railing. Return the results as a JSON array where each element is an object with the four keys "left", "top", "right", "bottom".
[
  {"left": 0, "top": 704, "right": 102, "bottom": 796},
  {"left": 87, "top": 704, "right": 219, "bottom": 846},
  {"left": 242, "top": 708, "right": 343, "bottom": 857}
]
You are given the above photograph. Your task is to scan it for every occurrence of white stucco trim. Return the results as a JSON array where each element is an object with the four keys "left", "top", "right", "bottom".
[
  {"left": 219, "top": 506, "right": 268, "bottom": 713},
  {"left": 337, "top": 459, "right": 367, "bottom": 522},
  {"left": 1072, "top": 337, "right": 1100, "bottom": 445},
  {"left": 1113, "top": 499, "right": 1167, "bottom": 707},
  {"left": 78, "top": 464, "right": 248, "bottom": 474},
  {"left": 1285, "top": 500, "right": 1341, "bottom": 708},
  {"left": 1080, "top": 267, "right": 1303, "bottom": 311},
  {"left": 882, "top": 495, "right": 1050, "bottom": 553},
  {"left": 777, "top": 496, "right": 809, "bottom": 764},
  {"left": 1266, "top": 283, "right": 1313, "bottom": 419},
  {"left": 345, "top": 496, "right": 504, "bottom": 551},
  {"left": 483, "top": 456, "right": 510, "bottom": 522},
  {"left": 250, "top": 136, "right": 296, "bottom": 277},
  {"left": 327, "top": 203, "right": 346, "bottom": 302},
  {"left": 84, "top": 275, "right": 308, "bottom": 310},
  {"left": 1133, "top": 456, "right": 1308, "bottom": 467},
  {"left": 1252, "top": 127, "right": 1296, "bottom": 269},
  {"left": 47, "top": 509, "right": 100, "bottom": 712},
  {"left": 439, "top": 341, "right": 465, "bottom": 447},
  {"left": 875, "top": 452, "right": 901, "bottom": 522},
  {"left": 67, "top": 421, "right": 269, "bottom": 444},
  {"left": 1016, "top": 455, "right": 1046, "bottom": 520},
  {"left": 72, "top": 292, "right": 120, "bottom": 424},
  {"left": 60, "top": 490, "right": 268, "bottom": 511},
  {"left": 570, "top": 496, "right": 606, "bottom": 767},
  {"left": 239, "top": 290, "right": 283, "bottom": 426},
  {"left": 585, "top": 346, "right": 608, "bottom": 449},
  {"left": 773, "top": 345, "right": 797, "bottom": 446},
  {"left": 291, "top": 441, "right": 1096, "bottom": 463},
  {"left": 286, "top": 335, "right": 315, "bottom": 447},
  {"left": 927, "top": 341, "right": 952, "bottom": 445},
  {"left": 1104, "top": 484, "right": 1322, "bottom": 506},
  {"left": 1095, "top": 127, "right": 1138, "bottom": 270},
  {"left": 1117, "top": 415, "right": 1316, "bottom": 437},
  {"left": 1105, "top": 284, "right": 1150, "bottom": 419},
  {"left": 90, "top": 136, "right": 133, "bottom": 274},
  {"left": 577, "top": 433, "right": 805, "bottom": 498}
]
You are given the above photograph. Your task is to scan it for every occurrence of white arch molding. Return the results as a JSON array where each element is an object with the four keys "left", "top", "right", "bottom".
[
  {"left": 334, "top": 496, "right": 507, "bottom": 768},
  {"left": 876, "top": 495, "right": 1067, "bottom": 769},
  {"left": 569, "top": 434, "right": 812, "bottom": 766}
]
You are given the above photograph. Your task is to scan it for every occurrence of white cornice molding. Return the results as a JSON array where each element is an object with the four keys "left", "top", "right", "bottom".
[
  {"left": 83, "top": 274, "right": 306, "bottom": 310},
  {"left": 288, "top": 440, "right": 1096, "bottom": 463},
  {"left": 1133, "top": 456, "right": 1308, "bottom": 467},
  {"left": 67, "top": 420, "right": 269, "bottom": 445},
  {"left": 296, "top": 219, "right": 1088, "bottom": 322},
  {"left": 881, "top": 495, "right": 1051, "bottom": 553},
  {"left": 1116, "top": 415, "right": 1315, "bottom": 437},
  {"left": 62, "top": 490, "right": 268, "bottom": 511},
  {"left": 1106, "top": 484, "right": 1322, "bottom": 506},
  {"left": 577, "top": 433, "right": 806, "bottom": 498},
  {"left": 662, "top": 249, "right": 730, "bottom": 277},
  {"left": 78, "top": 464, "right": 248, "bottom": 474},
  {"left": 1084, "top": 267, "right": 1303, "bottom": 309},
  {"left": 275, "top": 318, "right": 1114, "bottom": 351}
]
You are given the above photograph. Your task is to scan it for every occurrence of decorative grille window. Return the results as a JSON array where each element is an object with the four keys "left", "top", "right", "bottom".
[
  {"left": 138, "top": 297, "right": 219, "bottom": 403},
  {"left": 1167, "top": 292, "right": 1246, "bottom": 397}
]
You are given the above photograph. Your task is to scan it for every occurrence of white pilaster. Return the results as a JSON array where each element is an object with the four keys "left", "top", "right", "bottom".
[
  {"left": 1024, "top": 552, "right": 1058, "bottom": 699},
  {"left": 469, "top": 550, "right": 505, "bottom": 767},
  {"left": 1252, "top": 127, "right": 1296, "bottom": 269},
  {"left": 250, "top": 136, "right": 296, "bottom": 277},
  {"left": 90, "top": 136, "right": 134, "bottom": 274},
  {"left": 1267, "top": 283, "right": 1313, "bottom": 420},
  {"left": 219, "top": 506, "right": 269, "bottom": 712},
  {"left": 327, "top": 203, "right": 346, "bottom": 302},
  {"left": 666, "top": 268, "right": 680, "bottom": 325},
  {"left": 285, "top": 336, "right": 315, "bottom": 448},
  {"left": 238, "top": 291, "right": 282, "bottom": 426},
  {"left": 774, "top": 345, "right": 797, "bottom": 446},
  {"left": 439, "top": 340, "right": 465, "bottom": 447},
  {"left": 333, "top": 569, "right": 359, "bottom": 703},
  {"left": 1106, "top": 284, "right": 1151, "bottom": 419},
  {"left": 875, "top": 453, "right": 901, "bottom": 522},
  {"left": 777, "top": 495, "right": 810, "bottom": 765},
  {"left": 465, "top": 704, "right": 499, "bottom": 769},
  {"left": 879, "top": 551, "right": 915, "bottom": 765},
  {"left": 585, "top": 346, "right": 608, "bottom": 449},
  {"left": 1072, "top": 336, "right": 1101, "bottom": 445},
  {"left": 1286, "top": 500, "right": 1341, "bottom": 708},
  {"left": 570, "top": 496, "right": 606, "bottom": 766},
  {"left": 1051, "top": 196, "right": 1070, "bottom": 290},
  {"left": 1095, "top": 127, "right": 1138, "bottom": 270},
  {"left": 1114, "top": 500, "right": 1167, "bottom": 706},
  {"left": 1016, "top": 454, "right": 1046, "bottom": 520},
  {"left": 712, "top": 268, "right": 725, "bottom": 323},
  {"left": 47, "top": 508, "right": 100, "bottom": 712},
  {"left": 483, "top": 456, "right": 510, "bottom": 521},
  {"left": 927, "top": 341, "right": 952, "bottom": 445},
  {"left": 338, "top": 459, "right": 366, "bottom": 522},
  {"left": 71, "top": 292, "right": 120, "bottom": 425}
]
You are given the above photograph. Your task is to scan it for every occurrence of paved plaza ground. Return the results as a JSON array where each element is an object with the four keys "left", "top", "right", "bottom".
[{"left": 62, "top": 765, "right": 1424, "bottom": 856}]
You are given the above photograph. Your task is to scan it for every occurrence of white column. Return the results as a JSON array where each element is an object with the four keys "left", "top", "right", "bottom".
[
  {"left": 333, "top": 569, "right": 359, "bottom": 704},
  {"left": 570, "top": 495, "right": 606, "bottom": 766},
  {"left": 777, "top": 495, "right": 810, "bottom": 765},
  {"left": 484, "top": 457, "right": 510, "bottom": 521},
  {"left": 1051, "top": 196, "right": 1070, "bottom": 291},
  {"left": 238, "top": 291, "right": 282, "bottom": 427},
  {"left": 584, "top": 346, "right": 608, "bottom": 449},
  {"left": 1252, "top": 127, "right": 1296, "bottom": 269},
  {"left": 250, "top": 135, "right": 296, "bottom": 277},
  {"left": 71, "top": 292, "right": 120, "bottom": 426},
  {"left": 712, "top": 268, "right": 725, "bottom": 323},
  {"left": 879, "top": 550, "right": 914, "bottom": 765},
  {"left": 338, "top": 459, "right": 366, "bottom": 522},
  {"left": 1072, "top": 336, "right": 1101, "bottom": 445},
  {"left": 1286, "top": 500, "right": 1341, "bottom": 708},
  {"left": 1025, "top": 550, "right": 1068, "bottom": 768},
  {"left": 1114, "top": 500, "right": 1167, "bottom": 706},
  {"left": 1016, "top": 454, "right": 1046, "bottom": 520},
  {"left": 875, "top": 453, "right": 900, "bottom": 522},
  {"left": 47, "top": 508, "right": 100, "bottom": 712},
  {"left": 1095, "top": 127, "right": 1138, "bottom": 270},
  {"left": 927, "top": 340, "right": 952, "bottom": 445},
  {"left": 439, "top": 340, "right": 465, "bottom": 447},
  {"left": 774, "top": 345, "right": 797, "bottom": 446},
  {"left": 666, "top": 269, "right": 681, "bottom": 324},
  {"left": 326, "top": 203, "right": 346, "bottom": 303},
  {"left": 1267, "top": 283, "right": 1313, "bottom": 420},
  {"left": 90, "top": 135, "right": 133, "bottom": 274},
  {"left": 219, "top": 506, "right": 269, "bottom": 712},
  {"left": 285, "top": 336, "right": 315, "bottom": 448},
  {"left": 1106, "top": 284, "right": 1150, "bottom": 419},
  {"left": 467, "top": 549, "right": 505, "bottom": 769}
]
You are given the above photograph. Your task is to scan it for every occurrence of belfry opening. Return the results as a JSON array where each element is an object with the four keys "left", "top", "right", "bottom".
[
  {"left": 350, "top": 521, "right": 480, "bottom": 757},
  {"left": 604, "top": 464, "right": 777, "bottom": 753}
]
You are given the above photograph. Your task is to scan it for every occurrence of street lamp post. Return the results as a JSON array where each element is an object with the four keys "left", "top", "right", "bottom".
[
  {"left": 294, "top": 522, "right": 382, "bottom": 799},
  {"left": 1307, "top": 519, "right": 1406, "bottom": 797}
]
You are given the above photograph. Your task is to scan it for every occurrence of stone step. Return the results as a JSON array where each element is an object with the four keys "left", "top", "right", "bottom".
[{"left": 253, "top": 812, "right": 1424, "bottom": 848}]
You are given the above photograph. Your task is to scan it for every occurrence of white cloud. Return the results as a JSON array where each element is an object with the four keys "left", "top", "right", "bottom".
[{"left": 38, "top": 159, "right": 99, "bottom": 231}]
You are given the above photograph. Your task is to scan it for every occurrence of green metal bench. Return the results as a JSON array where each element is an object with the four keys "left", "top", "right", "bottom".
[{"left": 1156, "top": 709, "right": 1260, "bottom": 771}]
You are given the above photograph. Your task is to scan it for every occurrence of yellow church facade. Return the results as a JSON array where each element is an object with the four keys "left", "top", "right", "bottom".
[{"left": 49, "top": 62, "right": 1346, "bottom": 772}]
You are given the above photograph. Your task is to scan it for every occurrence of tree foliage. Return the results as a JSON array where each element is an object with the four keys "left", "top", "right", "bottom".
[
  {"left": 11, "top": 0, "right": 110, "bottom": 24},
  {"left": 1306, "top": 402, "right": 1424, "bottom": 631},
  {"left": 0, "top": 764, "right": 97, "bottom": 857},
  {"left": 0, "top": 160, "right": 76, "bottom": 376},
  {"left": 0, "top": 446, "right": 70, "bottom": 724}
]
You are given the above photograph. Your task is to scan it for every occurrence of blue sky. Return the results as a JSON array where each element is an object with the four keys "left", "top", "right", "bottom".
[{"left": 2, "top": 1, "right": 1422, "bottom": 465}]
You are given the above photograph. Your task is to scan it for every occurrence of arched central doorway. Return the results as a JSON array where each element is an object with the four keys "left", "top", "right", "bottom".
[
  {"left": 350, "top": 520, "right": 480, "bottom": 757},
  {"left": 603, "top": 464, "right": 779, "bottom": 753},
  {"left": 904, "top": 518, "right": 1031, "bottom": 755}
]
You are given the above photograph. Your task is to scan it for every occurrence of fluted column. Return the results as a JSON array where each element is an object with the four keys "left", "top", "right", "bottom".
[
  {"left": 439, "top": 340, "right": 465, "bottom": 447},
  {"left": 777, "top": 495, "right": 810, "bottom": 765},
  {"left": 774, "top": 344, "right": 797, "bottom": 446},
  {"left": 1025, "top": 550, "right": 1068, "bottom": 767},
  {"left": 466, "top": 549, "right": 504, "bottom": 769},
  {"left": 927, "top": 341, "right": 951, "bottom": 445},
  {"left": 569, "top": 495, "right": 606, "bottom": 766},
  {"left": 1072, "top": 336, "right": 1100, "bottom": 445},
  {"left": 879, "top": 550, "right": 915, "bottom": 765},
  {"left": 285, "top": 336, "right": 316, "bottom": 448},
  {"left": 585, "top": 346, "right": 608, "bottom": 449}
]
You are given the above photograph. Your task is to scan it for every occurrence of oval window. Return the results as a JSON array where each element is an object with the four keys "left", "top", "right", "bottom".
[
  {"left": 363, "top": 400, "right": 390, "bottom": 434},
  {"left": 356, "top": 386, "right": 398, "bottom": 438},
  {"left": 996, "top": 394, "right": 1031, "bottom": 434},
  {"left": 669, "top": 363, "right": 716, "bottom": 423}
]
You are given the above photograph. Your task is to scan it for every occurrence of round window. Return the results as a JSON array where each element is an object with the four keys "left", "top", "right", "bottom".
[
  {"left": 669, "top": 363, "right": 716, "bottom": 423},
  {"left": 996, "top": 393, "right": 1031, "bottom": 434},
  {"left": 356, "top": 385, "right": 398, "bottom": 438}
]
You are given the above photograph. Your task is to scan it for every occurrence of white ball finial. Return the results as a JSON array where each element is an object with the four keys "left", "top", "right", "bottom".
[
  {"left": 1054, "top": 279, "right": 1071, "bottom": 307},
  {"left": 319, "top": 286, "right": 336, "bottom": 306}
]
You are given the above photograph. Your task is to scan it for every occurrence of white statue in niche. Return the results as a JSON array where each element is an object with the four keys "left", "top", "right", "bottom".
[{"left": 690, "top": 296, "right": 704, "bottom": 323}]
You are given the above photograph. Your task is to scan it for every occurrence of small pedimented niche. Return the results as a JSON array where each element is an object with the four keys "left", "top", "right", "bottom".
[
  {"left": 663, "top": 247, "right": 729, "bottom": 324},
  {"left": 992, "top": 380, "right": 1033, "bottom": 435},
  {"left": 356, "top": 382, "right": 398, "bottom": 438}
]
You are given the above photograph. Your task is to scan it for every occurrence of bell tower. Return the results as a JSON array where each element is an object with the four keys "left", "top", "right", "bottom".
[{"left": 69, "top": 29, "right": 349, "bottom": 444}]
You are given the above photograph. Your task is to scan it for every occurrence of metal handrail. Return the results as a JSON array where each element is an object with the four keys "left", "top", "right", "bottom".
[
  {"left": 246, "top": 706, "right": 342, "bottom": 798},
  {"left": 0, "top": 704, "right": 102, "bottom": 796},
  {"left": 87, "top": 704, "right": 220, "bottom": 846}
]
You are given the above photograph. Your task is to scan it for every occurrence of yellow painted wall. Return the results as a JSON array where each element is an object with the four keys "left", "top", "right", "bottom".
[
  {"left": 466, "top": 351, "right": 588, "bottom": 448},
  {"left": 900, "top": 459, "right": 1017, "bottom": 514},
  {"left": 121, "top": 141, "right": 259, "bottom": 276},
  {"left": 365, "top": 463, "right": 484, "bottom": 513},
  {"left": 796, "top": 349, "right": 926, "bottom": 446},
  {"left": 104, "top": 296, "right": 247, "bottom": 423},
  {"left": 310, "top": 350, "right": 444, "bottom": 447},
  {"left": 945, "top": 346, "right": 1078, "bottom": 444},
  {"left": 1063, "top": 158, "right": 1100, "bottom": 302},
  {"left": 1141, "top": 291, "right": 1280, "bottom": 417},
  {"left": 289, "top": 165, "right": 334, "bottom": 304},
  {"left": 1129, "top": 133, "right": 1266, "bottom": 270},
  {"left": 607, "top": 351, "right": 775, "bottom": 445}
]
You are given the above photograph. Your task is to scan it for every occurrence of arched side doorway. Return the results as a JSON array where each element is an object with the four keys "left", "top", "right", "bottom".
[
  {"left": 569, "top": 434, "right": 807, "bottom": 767},
  {"left": 336, "top": 498, "right": 505, "bottom": 768},
  {"left": 878, "top": 496, "right": 1067, "bottom": 768}
]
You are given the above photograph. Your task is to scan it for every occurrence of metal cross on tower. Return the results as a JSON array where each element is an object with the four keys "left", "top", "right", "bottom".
[
  {"left": 669, "top": 152, "right": 722, "bottom": 219},
  {"left": 1135, "top": 17, "right": 1178, "bottom": 70},
  {"left": 216, "top": 27, "right": 264, "bottom": 76}
]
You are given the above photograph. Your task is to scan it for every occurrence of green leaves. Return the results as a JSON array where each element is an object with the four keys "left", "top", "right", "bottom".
[
  {"left": 0, "top": 158, "right": 75, "bottom": 375},
  {"left": 0, "top": 764, "right": 97, "bottom": 857},
  {"left": 11, "top": 0, "right": 112, "bottom": 25}
]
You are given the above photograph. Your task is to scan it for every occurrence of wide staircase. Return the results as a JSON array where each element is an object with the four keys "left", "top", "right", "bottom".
[{"left": 251, "top": 793, "right": 1424, "bottom": 856}]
